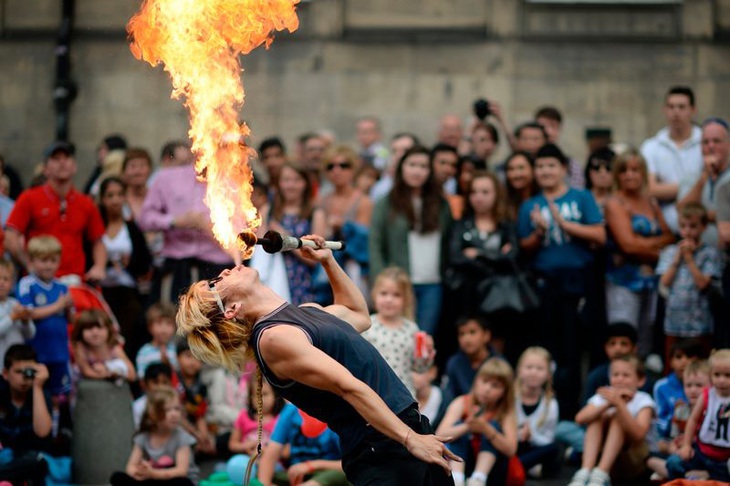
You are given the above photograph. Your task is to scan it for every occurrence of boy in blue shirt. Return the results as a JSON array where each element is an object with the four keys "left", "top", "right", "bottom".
[
  {"left": 652, "top": 339, "right": 705, "bottom": 442},
  {"left": 256, "top": 402, "right": 347, "bottom": 486},
  {"left": 17, "top": 236, "right": 73, "bottom": 399},
  {"left": 517, "top": 143, "right": 605, "bottom": 420}
]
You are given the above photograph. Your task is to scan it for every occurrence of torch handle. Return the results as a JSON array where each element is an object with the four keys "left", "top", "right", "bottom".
[{"left": 260, "top": 231, "right": 346, "bottom": 254}]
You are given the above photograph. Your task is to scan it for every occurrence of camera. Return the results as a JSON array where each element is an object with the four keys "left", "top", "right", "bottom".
[
  {"left": 473, "top": 98, "right": 491, "bottom": 121},
  {"left": 22, "top": 368, "right": 36, "bottom": 379}
]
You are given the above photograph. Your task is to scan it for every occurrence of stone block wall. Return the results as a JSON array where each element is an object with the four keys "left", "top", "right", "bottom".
[{"left": 0, "top": 0, "right": 728, "bottom": 181}]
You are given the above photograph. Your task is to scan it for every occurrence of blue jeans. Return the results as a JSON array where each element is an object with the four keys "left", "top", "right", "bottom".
[
  {"left": 666, "top": 444, "right": 730, "bottom": 482},
  {"left": 414, "top": 283, "right": 443, "bottom": 335},
  {"left": 446, "top": 421, "right": 507, "bottom": 485},
  {"left": 555, "top": 420, "right": 585, "bottom": 453}
]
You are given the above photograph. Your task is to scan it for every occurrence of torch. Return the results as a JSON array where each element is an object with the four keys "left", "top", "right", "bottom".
[{"left": 237, "top": 230, "right": 346, "bottom": 254}]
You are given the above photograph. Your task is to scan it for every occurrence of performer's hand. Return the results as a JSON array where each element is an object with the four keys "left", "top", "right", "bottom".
[
  {"left": 299, "top": 234, "right": 333, "bottom": 263},
  {"left": 405, "top": 432, "right": 462, "bottom": 475}
]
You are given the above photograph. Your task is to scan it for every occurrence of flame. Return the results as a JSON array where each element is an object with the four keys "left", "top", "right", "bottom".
[{"left": 127, "top": 0, "right": 299, "bottom": 258}]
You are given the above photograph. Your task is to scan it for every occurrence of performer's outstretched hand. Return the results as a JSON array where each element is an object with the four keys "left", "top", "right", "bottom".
[
  {"left": 299, "top": 234, "right": 333, "bottom": 263},
  {"left": 405, "top": 432, "right": 462, "bottom": 475}
]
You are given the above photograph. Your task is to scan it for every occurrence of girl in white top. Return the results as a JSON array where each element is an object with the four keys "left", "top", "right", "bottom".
[
  {"left": 568, "top": 355, "right": 655, "bottom": 486},
  {"left": 514, "top": 347, "right": 560, "bottom": 478},
  {"left": 362, "top": 267, "right": 435, "bottom": 398}
]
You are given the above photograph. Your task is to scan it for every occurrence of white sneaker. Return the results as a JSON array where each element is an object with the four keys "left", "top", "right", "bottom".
[
  {"left": 527, "top": 463, "right": 542, "bottom": 478},
  {"left": 466, "top": 478, "right": 486, "bottom": 486},
  {"left": 586, "top": 467, "right": 611, "bottom": 486},
  {"left": 567, "top": 467, "right": 591, "bottom": 486}
]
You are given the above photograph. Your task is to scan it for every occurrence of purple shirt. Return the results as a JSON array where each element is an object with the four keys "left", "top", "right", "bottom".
[{"left": 138, "top": 164, "right": 233, "bottom": 264}]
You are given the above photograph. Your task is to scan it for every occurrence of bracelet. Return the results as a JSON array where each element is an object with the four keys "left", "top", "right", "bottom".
[{"left": 404, "top": 429, "right": 412, "bottom": 448}]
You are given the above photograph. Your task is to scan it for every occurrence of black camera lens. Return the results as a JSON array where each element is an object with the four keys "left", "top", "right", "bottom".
[
  {"left": 22, "top": 368, "right": 36, "bottom": 379},
  {"left": 473, "top": 98, "right": 490, "bottom": 121}
]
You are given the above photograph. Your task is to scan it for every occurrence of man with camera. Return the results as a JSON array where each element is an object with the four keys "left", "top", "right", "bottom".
[{"left": 0, "top": 344, "right": 52, "bottom": 484}]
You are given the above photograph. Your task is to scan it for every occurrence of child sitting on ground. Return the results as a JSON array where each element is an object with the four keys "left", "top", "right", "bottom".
[
  {"left": 556, "top": 323, "right": 651, "bottom": 463},
  {"left": 666, "top": 349, "right": 730, "bottom": 482},
  {"left": 133, "top": 361, "right": 173, "bottom": 429},
  {"left": 647, "top": 359, "right": 710, "bottom": 480},
  {"left": 514, "top": 347, "right": 561, "bottom": 479},
  {"left": 437, "top": 358, "right": 518, "bottom": 486},
  {"left": 568, "top": 355, "right": 655, "bottom": 486},
  {"left": 652, "top": 339, "right": 705, "bottom": 448},
  {"left": 176, "top": 341, "right": 214, "bottom": 455},
  {"left": 111, "top": 386, "right": 198, "bottom": 485},
  {"left": 256, "top": 402, "right": 348, "bottom": 486},
  {"left": 135, "top": 302, "right": 178, "bottom": 379},
  {"left": 440, "top": 315, "right": 499, "bottom": 417},
  {"left": 412, "top": 364, "right": 442, "bottom": 423}
]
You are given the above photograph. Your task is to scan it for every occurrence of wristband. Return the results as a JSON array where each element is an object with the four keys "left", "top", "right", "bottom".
[{"left": 404, "top": 429, "right": 412, "bottom": 448}]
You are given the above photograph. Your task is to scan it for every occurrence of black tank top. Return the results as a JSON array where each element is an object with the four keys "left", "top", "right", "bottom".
[{"left": 251, "top": 303, "right": 416, "bottom": 454}]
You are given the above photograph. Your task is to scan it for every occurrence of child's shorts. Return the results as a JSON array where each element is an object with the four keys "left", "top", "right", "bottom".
[{"left": 45, "top": 361, "right": 73, "bottom": 396}]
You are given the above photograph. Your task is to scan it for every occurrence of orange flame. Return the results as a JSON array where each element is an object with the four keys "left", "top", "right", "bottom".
[{"left": 127, "top": 0, "right": 299, "bottom": 258}]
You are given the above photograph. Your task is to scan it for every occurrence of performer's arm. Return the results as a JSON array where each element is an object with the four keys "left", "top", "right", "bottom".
[
  {"left": 298, "top": 235, "right": 370, "bottom": 333},
  {"left": 259, "top": 325, "right": 460, "bottom": 474}
]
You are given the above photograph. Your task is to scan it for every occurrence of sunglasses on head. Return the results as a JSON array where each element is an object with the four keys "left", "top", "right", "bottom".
[
  {"left": 326, "top": 162, "right": 353, "bottom": 171},
  {"left": 207, "top": 276, "right": 225, "bottom": 314}
]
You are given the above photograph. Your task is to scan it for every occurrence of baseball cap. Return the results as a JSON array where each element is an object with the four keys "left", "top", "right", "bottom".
[{"left": 43, "top": 141, "right": 76, "bottom": 160}]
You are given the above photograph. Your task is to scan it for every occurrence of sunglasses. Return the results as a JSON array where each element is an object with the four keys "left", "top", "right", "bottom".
[
  {"left": 326, "top": 162, "right": 353, "bottom": 171},
  {"left": 588, "top": 161, "right": 611, "bottom": 171},
  {"left": 207, "top": 276, "right": 225, "bottom": 314}
]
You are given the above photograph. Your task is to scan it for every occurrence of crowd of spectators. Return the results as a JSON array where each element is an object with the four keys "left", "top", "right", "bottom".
[{"left": 0, "top": 84, "right": 728, "bottom": 485}]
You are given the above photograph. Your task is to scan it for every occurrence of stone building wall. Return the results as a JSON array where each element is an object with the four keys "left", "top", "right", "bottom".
[{"left": 0, "top": 0, "right": 728, "bottom": 181}]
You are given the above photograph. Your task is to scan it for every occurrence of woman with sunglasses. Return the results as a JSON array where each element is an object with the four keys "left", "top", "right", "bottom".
[
  {"left": 319, "top": 145, "right": 373, "bottom": 297},
  {"left": 584, "top": 147, "right": 616, "bottom": 213},
  {"left": 604, "top": 149, "right": 675, "bottom": 358},
  {"left": 177, "top": 235, "right": 460, "bottom": 485}
]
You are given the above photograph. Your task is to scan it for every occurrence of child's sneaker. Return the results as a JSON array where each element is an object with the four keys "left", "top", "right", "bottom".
[
  {"left": 586, "top": 467, "right": 611, "bottom": 486},
  {"left": 527, "top": 463, "right": 542, "bottom": 478},
  {"left": 567, "top": 467, "right": 591, "bottom": 486}
]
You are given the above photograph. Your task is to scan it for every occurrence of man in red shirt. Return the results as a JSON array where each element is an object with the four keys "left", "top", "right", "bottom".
[{"left": 5, "top": 141, "right": 107, "bottom": 281}]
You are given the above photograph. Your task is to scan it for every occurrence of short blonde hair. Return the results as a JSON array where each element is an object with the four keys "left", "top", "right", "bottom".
[
  {"left": 371, "top": 267, "right": 415, "bottom": 320},
  {"left": 709, "top": 349, "right": 730, "bottom": 369},
  {"left": 684, "top": 359, "right": 710, "bottom": 381},
  {"left": 27, "top": 235, "right": 62, "bottom": 260},
  {"left": 176, "top": 281, "right": 254, "bottom": 373}
]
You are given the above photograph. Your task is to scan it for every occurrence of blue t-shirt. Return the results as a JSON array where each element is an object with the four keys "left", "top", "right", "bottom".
[
  {"left": 270, "top": 403, "right": 341, "bottom": 464},
  {"left": 17, "top": 274, "right": 69, "bottom": 363},
  {"left": 517, "top": 188, "right": 603, "bottom": 274},
  {"left": 653, "top": 372, "right": 687, "bottom": 439}
]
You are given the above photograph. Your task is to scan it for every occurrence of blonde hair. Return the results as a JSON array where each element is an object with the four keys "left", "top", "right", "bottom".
[
  {"left": 515, "top": 347, "right": 554, "bottom": 428},
  {"left": 612, "top": 148, "right": 649, "bottom": 191},
  {"left": 321, "top": 144, "right": 360, "bottom": 172},
  {"left": 176, "top": 281, "right": 254, "bottom": 374},
  {"left": 709, "top": 349, "right": 730, "bottom": 370},
  {"left": 139, "top": 385, "right": 179, "bottom": 434},
  {"left": 472, "top": 358, "right": 515, "bottom": 422},
  {"left": 371, "top": 267, "right": 415, "bottom": 320},
  {"left": 684, "top": 359, "right": 710, "bottom": 381},
  {"left": 27, "top": 235, "right": 62, "bottom": 260}
]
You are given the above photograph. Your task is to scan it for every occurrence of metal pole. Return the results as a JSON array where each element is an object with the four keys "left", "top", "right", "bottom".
[{"left": 53, "top": 0, "right": 77, "bottom": 141}]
